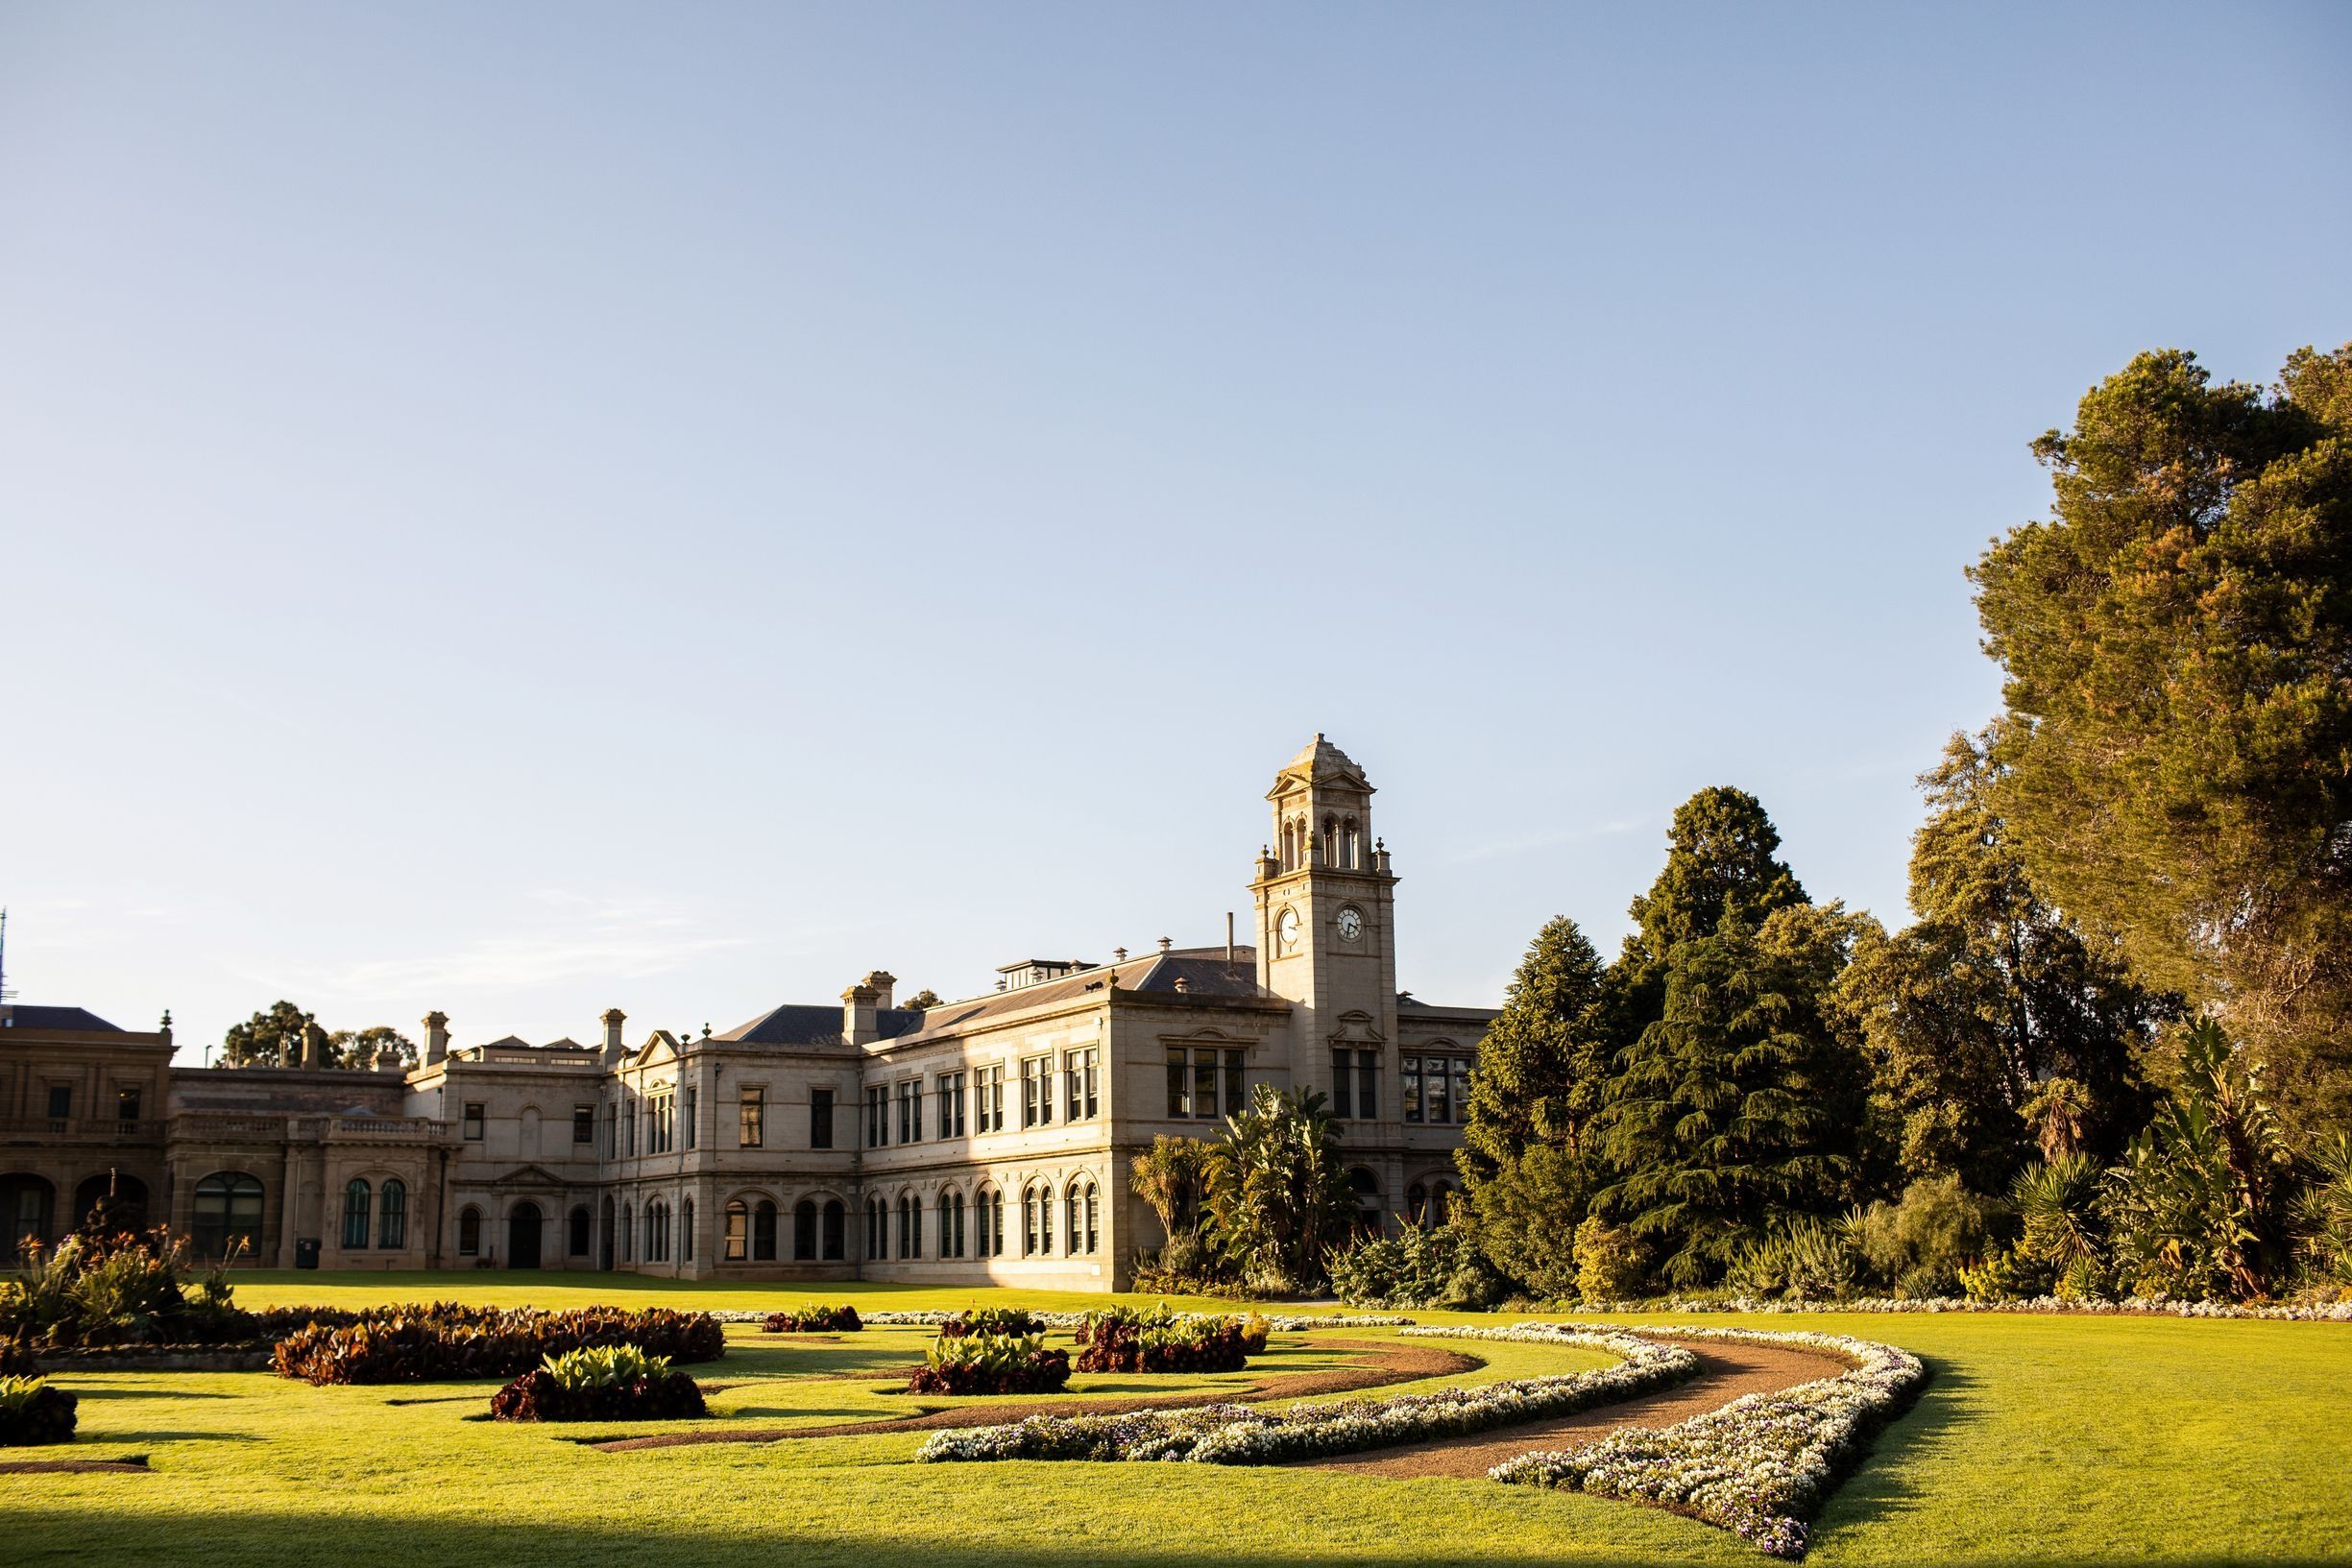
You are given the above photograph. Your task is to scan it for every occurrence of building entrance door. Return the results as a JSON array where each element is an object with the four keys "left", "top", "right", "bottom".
[{"left": 510, "top": 1201, "right": 543, "bottom": 1268}]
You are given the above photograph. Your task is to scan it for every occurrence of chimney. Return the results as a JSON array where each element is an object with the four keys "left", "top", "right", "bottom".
[
  {"left": 423, "top": 1011, "right": 449, "bottom": 1065},
  {"left": 600, "top": 1008, "right": 627, "bottom": 1067},
  {"left": 299, "top": 1018, "right": 327, "bottom": 1070},
  {"left": 863, "top": 970, "right": 897, "bottom": 1011},
  {"left": 1226, "top": 912, "right": 1236, "bottom": 964},
  {"left": 841, "top": 981, "right": 880, "bottom": 1048}
]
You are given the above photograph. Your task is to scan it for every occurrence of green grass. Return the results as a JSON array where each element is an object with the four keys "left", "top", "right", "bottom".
[{"left": 12, "top": 1277, "right": 2351, "bottom": 1567}]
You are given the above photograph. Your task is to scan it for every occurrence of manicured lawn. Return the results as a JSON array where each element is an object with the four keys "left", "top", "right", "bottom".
[{"left": 12, "top": 1277, "right": 2351, "bottom": 1567}]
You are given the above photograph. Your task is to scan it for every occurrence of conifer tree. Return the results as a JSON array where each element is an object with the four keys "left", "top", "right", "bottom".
[{"left": 1458, "top": 916, "right": 1611, "bottom": 1179}]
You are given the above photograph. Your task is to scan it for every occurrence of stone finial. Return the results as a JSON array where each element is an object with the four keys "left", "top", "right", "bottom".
[{"left": 1113, "top": 947, "right": 1128, "bottom": 963}]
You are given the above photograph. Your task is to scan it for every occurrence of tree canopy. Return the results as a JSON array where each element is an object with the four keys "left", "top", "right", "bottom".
[{"left": 1972, "top": 343, "right": 2352, "bottom": 1131}]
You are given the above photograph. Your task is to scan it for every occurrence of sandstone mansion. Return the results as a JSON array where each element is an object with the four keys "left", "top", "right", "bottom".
[{"left": 0, "top": 738, "right": 1496, "bottom": 1290}]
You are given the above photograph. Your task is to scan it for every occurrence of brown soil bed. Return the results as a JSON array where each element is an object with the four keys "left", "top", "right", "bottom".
[
  {"left": 594, "top": 1338, "right": 1481, "bottom": 1452},
  {"left": 1300, "top": 1339, "right": 1850, "bottom": 1479},
  {"left": 0, "top": 1456, "right": 153, "bottom": 1474}
]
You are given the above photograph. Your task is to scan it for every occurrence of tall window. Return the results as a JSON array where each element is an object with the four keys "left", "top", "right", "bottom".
[
  {"left": 117, "top": 1086, "right": 142, "bottom": 1122},
  {"left": 897, "top": 1193, "right": 921, "bottom": 1259},
  {"left": 682, "top": 1197, "right": 695, "bottom": 1262},
  {"left": 975, "top": 1187, "right": 1003, "bottom": 1257},
  {"left": 46, "top": 1085, "right": 71, "bottom": 1122},
  {"left": 190, "top": 1172, "right": 263, "bottom": 1259},
  {"left": 1021, "top": 1182, "right": 1054, "bottom": 1257},
  {"left": 936, "top": 1073, "right": 966, "bottom": 1137},
  {"left": 459, "top": 1204, "right": 483, "bottom": 1257},
  {"left": 809, "top": 1088, "right": 832, "bottom": 1149},
  {"left": 1331, "top": 1050, "right": 1379, "bottom": 1120},
  {"left": 462, "top": 1102, "right": 485, "bottom": 1142},
  {"left": 821, "top": 1199, "right": 845, "bottom": 1261},
  {"left": 645, "top": 1200, "right": 670, "bottom": 1264},
  {"left": 725, "top": 1199, "right": 749, "bottom": 1261},
  {"left": 939, "top": 1191, "right": 966, "bottom": 1258},
  {"left": 1066, "top": 1179, "right": 1100, "bottom": 1255},
  {"left": 341, "top": 1179, "right": 372, "bottom": 1249},
  {"left": 793, "top": 1199, "right": 817, "bottom": 1261},
  {"left": 619, "top": 1203, "right": 633, "bottom": 1262},
  {"left": 897, "top": 1079, "right": 920, "bottom": 1144},
  {"left": 379, "top": 1178, "right": 407, "bottom": 1249},
  {"left": 974, "top": 1066, "right": 1006, "bottom": 1133},
  {"left": 683, "top": 1087, "right": 697, "bottom": 1149},
  {"left": 864, "top": 1195, "right": 886, "bottom": 1260},
  {"left": 573, "top": 1104, "right": 594, "bottom": 1145},
  {"left": 1064, "top": 1048, "right": 1099, "bottom": 1122},
  {"left": 1019, "top": 1057, "right": 1053, "bottom": 1128},
  {"left": 624, "top": 1095, "right": 637, "bottom": 1156},
  {"left": 568, "top": 1205, "right": 591, "bottom": 1257},
  {"left": 1167, "top": 1047, "right": 1246, "bottom": 1119},
  {"left": 754, "top": 1198, "right": 777, "bottom": 1261},
  {"left": 865, "top": 1086, "right": 889, "bottom": 1147},
  {"left": 740, "top": 1086, "right": 766, "bottom": 1148}
]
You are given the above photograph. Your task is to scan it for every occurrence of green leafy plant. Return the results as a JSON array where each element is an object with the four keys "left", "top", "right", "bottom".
[
  {"left": 908, "top": 1332, "right": 1070, "bottom": 1395},
  {"left": 490, "top": 1344, "right": 705, "bottom": 1422},
  {"left": 0, "top": 1373, "right": 77, "bottom": 1446}
]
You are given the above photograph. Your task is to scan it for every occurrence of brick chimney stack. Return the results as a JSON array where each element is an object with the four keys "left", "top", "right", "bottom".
[
  {"left": 841, "top": 981, "right": 880, "bottom": 1048},
  {"left": 863, "top": 970, "right": 896, "bottom": 1010},
  {"left": 599, "top": 1008, "right": 627, "bottom": 1067},
  {"left": 423, "top": 1011, "right": 449, "bottom": 1065}
]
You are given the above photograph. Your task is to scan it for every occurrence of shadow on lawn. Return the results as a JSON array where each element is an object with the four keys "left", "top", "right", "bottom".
[{"left": 1812, "top": 1352, "right": 1980, "bottom": 1545}]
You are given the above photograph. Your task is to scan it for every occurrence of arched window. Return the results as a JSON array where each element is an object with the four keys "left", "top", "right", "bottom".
[
  {"left": 1344, "top": 816, "right": 1361, "bottom": 870},
  {"left": 724, "top": 1199, "right": 749, "bottom": 1262},
  {"left": 1066, "top": 1179, "right": 1099, "bottom": 1256},
  {"left": 864, "top": 1194, "right": 886, "bottom": 1261},
  {"left": 973, "top": 1187, "right": 995, "bottom": 1257},
  {"left": 793, "top": 1198, "right": 817, "bottom": 1261},
  {"left": 682, "top": 1197, "right": 695, "bottom": 1264},
  {"left": 1022, "top": 1181, "right": 1054, "bottom": 1257},
  {"left": 619, "top": 1202, "right": 634, "bottom": 1263},
  {"left": 896, "top": 1193, "right": 921, "bottom": 1260},
  {"left": 754, "top": 1198, "right": 778, "bottom": 1262},
  {"left": 569, "top": 1205, "right": 592, "bottom": 1258},
  {"left": 820, "top": 1198, "right": 845, "bottom": 1261},
  {"left": 458, "top": 1204, "right": 483, "bottom": 1257},
  {"left": 341, "top": 1178, "right": 372, "bottom": 1249},
  {"left": 1406, "top": 1181, "right": 1428, "bottom": 1226},
  {"left": 191, "top": 1171, "right": 264, "bottom": 1259},
  {"left": 645, "top": 1200, "right": 670, "bottom": 1264},
  {"left": 939, "top": 1190, "right": 965, "bottom": 1259},
  {"left": 379, "top": 1178, "right": 407, "bottom": 1249}
]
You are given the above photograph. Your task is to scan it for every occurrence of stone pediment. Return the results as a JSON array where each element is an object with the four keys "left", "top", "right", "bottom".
[
  {"left": 632, "top": 1031, "right": 679, "bottom": 1067},
  {"left": 1326, "top": 1010, "right": 1386, "bottom": 1046},
  {"left": 486, "top": 1164, "right": 569, "bottom": 1189}
]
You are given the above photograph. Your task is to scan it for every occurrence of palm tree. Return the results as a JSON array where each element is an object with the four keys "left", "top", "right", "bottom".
[{"left": 1205, "top": 1086, "right": 1355, "bottom": 1289}]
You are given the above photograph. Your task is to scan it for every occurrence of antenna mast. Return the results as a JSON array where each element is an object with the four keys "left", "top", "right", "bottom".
[{"left": 0, "top": 907, "right": 14, "bottom": 1003}]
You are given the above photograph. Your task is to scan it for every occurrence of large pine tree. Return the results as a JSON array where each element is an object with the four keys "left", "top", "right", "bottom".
[{"left": 1458, "top": 916, "right": 1612, "bottom": 1179}]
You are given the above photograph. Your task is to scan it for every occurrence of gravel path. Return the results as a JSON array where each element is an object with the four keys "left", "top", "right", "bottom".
[{"left": 1299, "top": 1339, "right": 1849, "bottom": 1479}]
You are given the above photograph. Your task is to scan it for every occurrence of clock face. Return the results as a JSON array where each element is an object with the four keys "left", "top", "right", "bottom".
[
  {"left": 1276, "top": 907, "right": 1301, "bottom": 951},
  {"left": 1337, "top": 907, "right": 1364, "bottom": 942}
]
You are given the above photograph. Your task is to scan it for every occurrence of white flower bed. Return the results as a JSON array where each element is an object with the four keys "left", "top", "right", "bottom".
[
  {"left": 1489, "top": 1324, "right": 1926, "bottom": 1560},
  {"left": 709, "top": 1309, "right": 1419, "bottom": 1330},
  {"left": 915, "top": 1322, "right": 1695, "bottom": 1465},
  {"left": 1579, "top": 1293, "right": 2352, "bottom": 1321}
]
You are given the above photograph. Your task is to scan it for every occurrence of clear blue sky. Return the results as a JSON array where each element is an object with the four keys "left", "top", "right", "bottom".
[{"left": 3, "top": 4, "right": 2346, "bottom": 1062}]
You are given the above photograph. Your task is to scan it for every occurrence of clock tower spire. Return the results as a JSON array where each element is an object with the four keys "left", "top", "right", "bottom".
[{"left": 1250, "top": 735, "right": 1399, "bottom": 1122}]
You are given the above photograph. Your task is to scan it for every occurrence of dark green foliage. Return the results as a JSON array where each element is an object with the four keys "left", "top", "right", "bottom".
[
  {"left": 1621, "top": 787, "right": 1809, "bottom": 982},
  {"left": 1972, "top": 344, "right": 2352, "bottom": 1133},
  {"left": 1459, "top": 917, "right": 1612, "bottom": 1179},
  {"left": 1463, "top": 1146, "right": 1588, "bottom": 1300},
  {"left": 1837, "top": 732, "right": 2170, "bottom": 1193},
  {"left": 1855, "top": 1175, "right": 2003, "bottom": 1298},
  {"left": 327, "top": 1025, "right": 418, "bottom": 1071},
  {"left": 221, "top": 1001, "right": 309, "bottom": 1067},
  {"left": 489, "top": 1347, "right": 707, "bottom": 1423},
  {"left": 0, "top": 1376, "right": 77, "bottom": 1446},
  {"left": 1598, "top": 901, "right": 1875, "bottom": 1288},
  {"left": 0, "top": 1233, "right": 255, "bottom": 1349},
  {"left": 908, "top": 1332, "right": 1070, "bottom": 1395},
  {"left": 1129, "top": 1136, "right": 1220, "bottom": 1249},
  {"left": 271, "top": 1305, "right": 725, "bottom": 1385},
  {"left": 761, "top": 1305, "right": 862, "bottom": 1333},
  {"left": 1325, "top": 1224, "right": 1505, "bottom": 1310},
  {"left": 1071, "top": 1305, "right": 1265, "bottom": 1373},
  {"left": 1204, "top": 1086, "right": 1355, "bottom": 1291},
  {"left": 1723, "top": 1215, "right": 1861, "bottom": 1301},
  {"left": 936, "top": 1307, "right": 1041, "bottom": 1339}
]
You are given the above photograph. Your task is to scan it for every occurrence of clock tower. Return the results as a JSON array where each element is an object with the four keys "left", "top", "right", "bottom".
[{"left": 1250, "top": 736, "right": 1399, "bottom": 1118}]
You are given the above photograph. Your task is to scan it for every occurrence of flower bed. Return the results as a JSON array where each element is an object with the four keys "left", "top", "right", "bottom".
[
  {"left": 0, "top": 1375, "right": 78, "bottom": 1447},
  {"left": 1072, "top": 1306, "right": 1269, "bottom": 1374},
  {"left": 1488, "top": 1325, "right": 1927, "bottom": 1560},
  {"left": 908, "top": 1332, "right": 1072, "bottom": 1395},
  {"left": 273, "top": 1304, "right": 725, "bottom": 1385},
  {"left": 761, "top": 1305, "right": 862, "bottom": 1334},
  {"left": 916, "top": 1323, "right": 1695, "bottom": 1464},
  {"left": 490, "top": 1346, "right": 707, "bottom": 1423},
  {"left": 935, "top": 1308, "right": 1044, "bottom": 1339},
  {"left": 1577, "top": 1292, "right": 2352, "bottom": 1321}
]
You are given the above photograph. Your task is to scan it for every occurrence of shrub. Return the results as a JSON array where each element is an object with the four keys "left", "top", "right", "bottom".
[
  {"left": 274, "top": 1305, "right": 725, "bottom": 1385},
  {"left": 1573, "top": 1216, "right": 1646, "bottom": 1301},
  {"left": 1072, "top": 1305, "right": 1264, "bottom": 1374},
  {"left": 1327, "top": 1223, "right": 1504, "bottom": 1310},
  {"left": 0, "top": 1374, "right": 77, "bottom": 1446},
  {"left": 1855, "top": 1175, "right": 2001, "bottom": 1297},
  {"left": 935, "top": 1307, "right": 1041, "bottom": 1339},
  {"left": 1725, "top": 1215, "right": 1861, "bottom": 1300},
  {"left": 0, "top": 1338, "right": 38, "bottom": 1376},
  {"left": 490, "top": 1346, "right": 707, "bottom": 1422},
  {"left": 908, "top": 1332, "right": 1070, "bottom": 1395},
  {"left": 761, "top": 1305, "right": 862, "bottom": 1334}
]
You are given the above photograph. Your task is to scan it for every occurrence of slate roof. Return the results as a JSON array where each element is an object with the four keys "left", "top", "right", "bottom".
[
  {"left": 0, "top": 1005, "right": 126, "bottom": 1033},
  {"left": 713, "top": 946, "right": 1281, "bottom": 1050}
]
